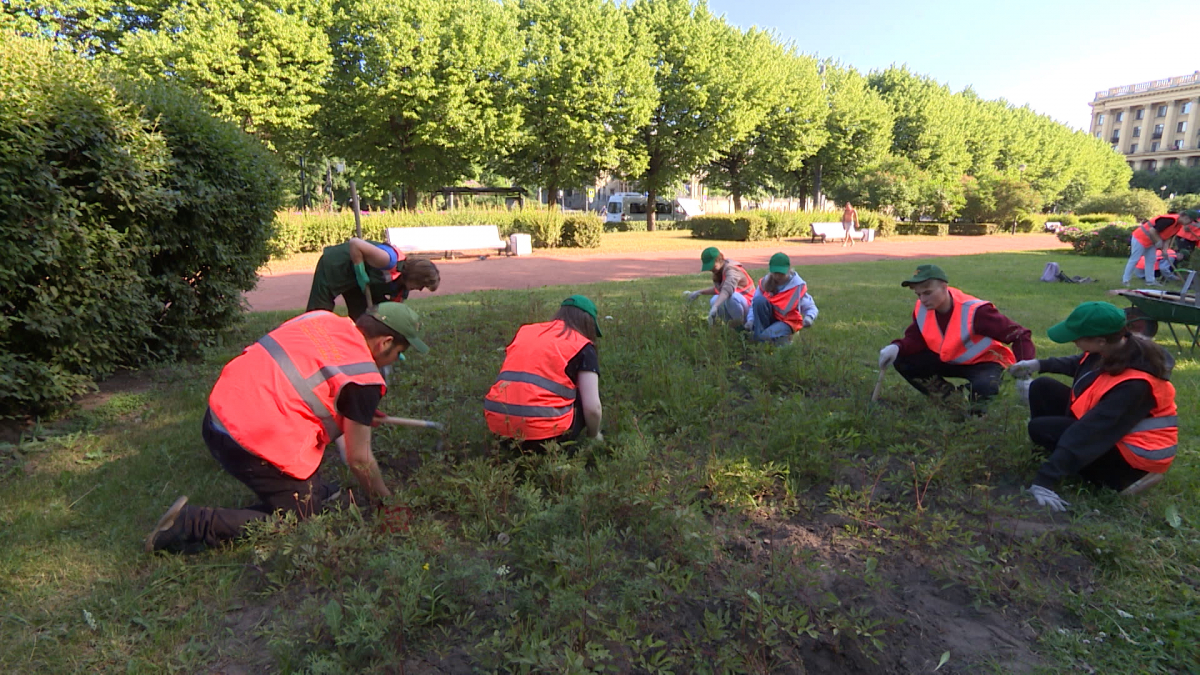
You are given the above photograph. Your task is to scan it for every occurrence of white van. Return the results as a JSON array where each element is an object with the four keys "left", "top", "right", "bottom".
[{"left": 605, "top": 193, "right": 701, "bottom": 224}]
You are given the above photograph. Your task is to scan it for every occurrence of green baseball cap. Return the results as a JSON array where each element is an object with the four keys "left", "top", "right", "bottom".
[
  {"left": 768, "top": 252, "right": 791, "bottom": 274},
  {"left": 901, "top": 264, "right": 949, "bottom": 287},
  {"left": 371, "top": 302, "right": 429, "bottom": 354},
  {"left": 561, "top": 295, "right": 602, "bottom": 337},
  {"left": 700, "top": 247, "right": 720, "bottom": 272},
  {"left": 1047, "top": 301, "right": 1127, "bottom": 343},
  {"left": 1182, "top": 209, "right": 1200, "bottom": 223}
]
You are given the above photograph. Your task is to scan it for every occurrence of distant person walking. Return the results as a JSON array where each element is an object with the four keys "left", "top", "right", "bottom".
[{"left": 841, "top": 202, "right": 860, "bottom": 248}]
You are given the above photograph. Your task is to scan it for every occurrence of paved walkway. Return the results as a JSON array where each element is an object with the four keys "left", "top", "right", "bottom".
[{"left": 245, "top": 234, "right": 1068, "bottom": 312}]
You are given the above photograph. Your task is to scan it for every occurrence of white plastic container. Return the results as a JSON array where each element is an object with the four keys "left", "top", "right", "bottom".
[{"left": 509, "top": 233, "right": 533, "bottom": 256}]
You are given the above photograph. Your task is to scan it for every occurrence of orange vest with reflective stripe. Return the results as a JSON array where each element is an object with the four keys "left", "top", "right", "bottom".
[
  {"left": 1177, "top": 223, "right": 1200, "bottom": 243},
  {"left": 716, "top": 263, "right": 756, "bottom": 304},
  {"left": 484, "top": 321, "right": 593, "bottom": 441},
  {"left": 759, "top": 277, "right": 807, "bottom": 331},
  {"left": 915, "top": 287, "right": 1016, "bottom": 367},
  {"left": 209, "top": 311, "right": 385, "bottom": 479},
  {"left": 1132, "top": 215, "right": 1182, "bottom": 246},
  {"left": 1069, "top": 367, "right": 1177, "bottom": 473}
]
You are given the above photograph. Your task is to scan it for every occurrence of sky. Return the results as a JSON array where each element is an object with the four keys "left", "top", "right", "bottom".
[{"left": 707, "top": 0, "right": 1200, "bottom": 130}]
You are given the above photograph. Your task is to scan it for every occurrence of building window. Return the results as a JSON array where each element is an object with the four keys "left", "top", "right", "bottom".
[
  {"left": 1166, "top": 158, "right": 1179, "bottom": 167},
  {"left": 1178, "top": 121, "right": 1188, "bottom": 133},
  {"left": 1173, "top": 140, "right": 1184, "bottom": 150},
  {"left": 1094, "top": 131, "right": 1101, "bottom": 138},
  {"left": 1150, "top": 141, "right": 1161, "bottom": 151},
  {"left": 1130, "top": 143, "right": 1138, "bottom": 153},
  {"left": 1111, "top": 129, "right": 1120, "bottom": 140},
  {"left": 1153, "top": 124, "right": 1164, "bottom": 138},
  {"left": 1133, "top": 126, "right": 1141, "bottom": 137},
  {"left": 1116, "top": 111, "right": 1125, "bottom": 122},
  {"left": 1136, "top": 109, "right": 1145, "bottom": 120},
  {"left": 1189, "top": 157, "right": 1200, "bottom": 167},
  {"left": 1158, "top": 105, "right": 1168, "bottom": 117},
  {"left": 1183, "top": 102, "right": 1193, "bottom": 114},
  {"left": 1144, "top": 160, "right": 1157, "bottom": 171},
  {"left": 1096, "top": 113, "right": 1105, "bottom": 126}
]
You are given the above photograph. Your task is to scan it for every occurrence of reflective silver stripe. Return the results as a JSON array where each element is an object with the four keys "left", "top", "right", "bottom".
[
  {"left": 305, "top": 362, "right": 382, "bottom": 389},
  {"left": 781, "top": 289, "right": 799, "bottom": 317},
  {"left": 1130, "top": 416, "right": 1178, "bottom": 432},
  {"left": 915, "top": 304, "right": 927, "bottom": 332},
  {"left": 1123, "top": 442, "right": 1176, "bottom": 460},
  {"left": 949, "top": 300, "right": 996, "bottom": 364},
  {"left": 952, "top": 336, "right": 998, "bottom": 364},
  {"left": 257, "top": 335, "right": 341, "bottom": 441},
  {"left": 483, "top": 400, "right": 574, "bottom": 418},
  {"left": 496, "top": 371, "right": 576, "bottom": 400}
]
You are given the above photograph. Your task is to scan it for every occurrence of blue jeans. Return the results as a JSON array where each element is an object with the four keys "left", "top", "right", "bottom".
[
  {"left": 710, "top": 293, "right": 749, "bottom": 326},
  {"left": 1122, "top": 236, "right": 1157, "bottom": 284},
  {"left": 750, "top": 295, "right": 794, "bottom": 344}
]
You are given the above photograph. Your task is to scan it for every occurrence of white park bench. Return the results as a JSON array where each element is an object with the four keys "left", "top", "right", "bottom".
[
  {"left": 809, "top": 222, "right": 874, "bottom": 243},
  {"left": 386, "top": 225, "right": 509, "bottom": 259}
]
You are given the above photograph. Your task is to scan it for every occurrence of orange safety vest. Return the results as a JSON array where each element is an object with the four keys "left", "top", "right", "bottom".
[
  {"left": 484, "top": 320, "right": 594, "bottom": 441},
  {"left": 716, "top": 263, "right": 756, "bottom": 304},
  {"left": 1069, "top": 366, "right": 1177, "bottom": 473},
  {"left": 209, "top": 311, "right": 385, "bottom": 479},
  {"left": 1135, "top": 249, "right": 1176, "bottom": 271},
  {"left": 759, "top": 277, "right": 807, "bottom": 332},
  {"left": 914, "top": 287, "right": 1017, "bottom": 367},
  {"left": 1132, "top": 215, "right": 1182, "bottom": 247},
  {"left": 1177, "top": 223, "right": 1200, "bottom": 243}
]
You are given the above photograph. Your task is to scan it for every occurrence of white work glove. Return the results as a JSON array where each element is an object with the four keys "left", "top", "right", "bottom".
[
  {"left": 1027, "top": 485, "right": 1069, "bottom": 512},
  {"left": 707, "top": 305, "right": 718, "bottom": 326},
  {"left": 878, "top": 344, "right": 899, "bottom": 369},
  {"left": 1008, "top": 359, "right": 1039, "bottom": 379},
  {"left": 683, "top": 289, "right": 703, "bottom": 303},
  {"left": 1015, "top": 378, "right": 1031, "bottom": 405},
  {"left": 802, "top": 316, "right": 814, "bottom": 328}
]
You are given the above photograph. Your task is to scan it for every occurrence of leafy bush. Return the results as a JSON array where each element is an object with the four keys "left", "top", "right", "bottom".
[
  {"left": 511, "top": 209, "right": 565, "bottom": 248},
  {"left": 688, "top": 214, "right": 768, "bottom": 241},
  {"left": 859, "top": 210, "right": 897, "bottom": 237},
  {"left": 603, "top": 218, "right": 646, "bottom": 232},
  {"left": 948, "top": 223, "right": 1000, "bottom": 236},
  {"left": 1077, "top": 213, "right": 1135, "bottom": 225},
  {"left": 1077, "top": 189, "right": 1165, "bottom": 221},
  {"left": 1169, "top": 193, "right": 1200, "bottom": 212},
  {"left": 1057, "top": 224, "right": 1134, "bottom": 257},
  {"left": 894, "top": 222, "right": 949, "bottom": 236},
  {"left": 560, "top": 214, "right": 602, "bottom": 248}
]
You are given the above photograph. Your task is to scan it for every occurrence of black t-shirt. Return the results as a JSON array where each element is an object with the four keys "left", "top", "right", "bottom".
[
  {"left": 1151, "top": 216, "right": 1177, "bottom": 233},
  {"left": 565, "top": 343, "right": 599, "bottom": 382},
  {"left": 337, "top": 383, "right": 383, "bottom": 426}
]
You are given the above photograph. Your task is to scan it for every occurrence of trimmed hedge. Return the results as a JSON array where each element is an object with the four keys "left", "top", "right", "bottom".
[
  {"left": 895, "top": 222, "right": 949, "bottom": 236},
  {"left": 688, "top": 214, "right": 768, "bottom": 241},
  {"left": 561, "top": 215, "right": 602, "bottom": 248},
  {"left": 948, "top": 223, "right": 1000, "bottom": 236},
  {"left": 1077, "top": 213, "right": 1135, "bottom": 225},
  {"left": 1056, "top": 224, "right": 1134, "bottom": 257}
]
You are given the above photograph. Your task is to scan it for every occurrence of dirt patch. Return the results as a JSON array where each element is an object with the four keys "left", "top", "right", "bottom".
[
  {"left": 200, "top": 594, "right": 280, "bottom": 675},
  {"left": 0, "top": 368, "right": 163, "bottom": 444}
]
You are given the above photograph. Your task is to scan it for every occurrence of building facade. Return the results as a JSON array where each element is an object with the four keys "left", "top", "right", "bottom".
[{"left": 1090, "top": 71, "right": 1200, "bottom": 172}]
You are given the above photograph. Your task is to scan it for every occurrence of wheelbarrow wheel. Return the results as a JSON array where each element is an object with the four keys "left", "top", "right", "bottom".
[{"left": 1124, "top": 306, "right": 1159, "bottom": 338}]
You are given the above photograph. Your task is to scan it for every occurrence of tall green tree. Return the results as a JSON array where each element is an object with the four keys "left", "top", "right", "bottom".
[
  {"left": 868, "top": 65, "right": 971, "bottom": 182},
  {"left": 503, "top": 0, "right": 655, "bottom": 209},
  {"left": 705, "top": 36, "right": 827, "bottom": 211},
  {"left": 1, "top": 0, "right": 166, "bottom": 55},
  {"left": 320, "top": 0, "right": 522, "bottom": 209}
]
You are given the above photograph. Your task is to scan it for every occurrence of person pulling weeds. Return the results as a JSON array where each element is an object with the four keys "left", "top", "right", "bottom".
[
  {"left": 878, "top": 264, "right": 1032, "bottom": 408},
  {"left": 485, "top": 295, "right": 603, "bottom": 452},
  {"left": 1009, "top": 301, "right": 1176, "bottom": 511},
  {"left": 144, "top": 303, "right": 428, "bottom": 552},
  {"left": 745, "top": 252, "right": 818, "bottom": 345},
  {"left": 683, "top": 247, "right": 756, "bottom": 328},
  {"left": 307, "top": 237, "right": 440, "bottom": 319}
]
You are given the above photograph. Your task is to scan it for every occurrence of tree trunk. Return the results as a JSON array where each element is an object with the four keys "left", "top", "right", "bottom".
[
  {"left": 646, "top": 187, "right": 657, "bottom": 232},
  {"left": 404, "top": 185, "right": 419, "bottom": 210},
  {"left": 546, "top": 181, "right": 558, "bottom": 209},
  {"left": 732, "top": 190, "right": 743, "bottom": 212},
  {"left": 811, "top": 162, "right": 823, "bottom": 211}
]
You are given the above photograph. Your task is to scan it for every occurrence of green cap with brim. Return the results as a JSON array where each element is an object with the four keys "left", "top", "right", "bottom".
[
  {"left": 1047, "top": 301, "right": 1127, "bottom": 343},
  {"left": 561, "top": 295, "right": 602, "bottom": 337},
  {"left": 901, "top": 264, "right": 949, "bottom": 287},
  {"left": 1183, "top": 209, "right": 1200, "bottom": 223},
  {"left": 768, "top": 252, "right": 791, "bottom": 274},
  {"left": 372, "top": 302, "right": 429, "bottom": 354},
  {"left": 700, "top": 247, "right": 720, "bottom": 272}
]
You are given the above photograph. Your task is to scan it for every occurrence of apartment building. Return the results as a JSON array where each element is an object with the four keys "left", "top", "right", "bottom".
[{"left": 1090, "top": 71, "right": 1200, "bottom": 172}]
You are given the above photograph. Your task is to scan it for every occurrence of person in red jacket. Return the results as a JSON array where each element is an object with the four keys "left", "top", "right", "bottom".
[
  {"left": 143, "top": 302, "right": 428, "bottom": 553},
  {"left": 485, "top": 295, "right": 603, "bottom": 452},
  {"left": 1008, "top": 302, "right": 1176, "bottom": 511},
  {"left": 878, "top": 264, "right": 1033, "bottom": 407}
]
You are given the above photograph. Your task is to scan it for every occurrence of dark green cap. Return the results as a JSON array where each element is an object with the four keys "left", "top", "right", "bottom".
[
  {"left": 1182, "top": 209, "right": 1200, "bottom": 223},
  {"left": 768, "top": 252, "right": 790, "bottom": 274},
  {"left": 700, "top": 247, "right": 720, "bottom": 272},
  {"left": 1047, "top": 301, "right": 1127, "bottom": 343},
  {"left": 372, "top": 302, "right": 429, "bottom": 354},
  {"left": 901, "top": 264, "right": 949, "bottom": 287},
  {"left": 561, "top": 295, "right": 602, "bottom": 337}
]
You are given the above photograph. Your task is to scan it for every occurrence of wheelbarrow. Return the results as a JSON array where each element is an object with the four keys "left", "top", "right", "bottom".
[{"left": 1110, "top": 270, "right": 1200, "bottom": 355}]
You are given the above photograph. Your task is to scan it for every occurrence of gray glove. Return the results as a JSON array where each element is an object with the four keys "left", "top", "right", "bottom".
[
  {"left": 684, "top": 290, "right": 704, "bottom": 302},
  {"left": 878, "top": 344, "right": 899, "bottom": 369},
  {"left": 1027, "top": 485, "right": 1069, "bottom": 512},
  {"left": 1015, "top": 378, "right": 1031, "bottom": 405},
  {"left": 707, "top": 305, "right": 718, "bottom": 326},
  {"left": 802, "top": 316, "right": 814, "bottom": 328},
  {"left": 1008, "top": 359, "right": 1040, "bottom": 379}
]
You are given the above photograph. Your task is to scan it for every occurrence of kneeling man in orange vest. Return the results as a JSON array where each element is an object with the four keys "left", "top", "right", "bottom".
[
  {"left": 878, "top": 264, "right": 1033, "bottom": 407},
  {"left": 1009, "top": 302, "right": 1176, "bottom": 511},
  {"left": 144, "top": 303, "right": 427, "bottom": 552},
  {"left": 485, "top": 295, "right": 603, "bottom": 451}
]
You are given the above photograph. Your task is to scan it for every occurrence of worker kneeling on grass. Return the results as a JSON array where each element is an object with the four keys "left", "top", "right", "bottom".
[
  {"left": 878, "top": 264, "right": 1032, "bottom": 408},
  {"left": 745, "top": 252, "right": 818, "bottom": 345},
  {"left": 1009, "top": 301, "right": 1176, "bottom": 511},
  {"left": 145, "top": 303, "right": 428, "bottom": 553},
  {"left": 683, "top": 247, "right": 757, "bottom": 328},
  {"left": 307, "top": 237, "right": 440, "bottom": 320},
  {"left": 485, "top": 295, "right": 603, "bottom": 452}
]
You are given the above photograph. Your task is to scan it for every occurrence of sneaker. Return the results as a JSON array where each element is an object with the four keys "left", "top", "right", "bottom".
[
  {"left": 144, "top": 496, "right": 189, "bottom": 553},
  {"left": 1119, "top": 473, "right": 1164, "bottom": 496}
]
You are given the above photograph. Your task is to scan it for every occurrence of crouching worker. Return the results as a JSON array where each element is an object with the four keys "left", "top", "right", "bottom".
[
  {"left": 485, "top": 295, "right": 602, "bottom": 451},
  {"left": 1009, "top": 302, "right": 1175, "bottom": 511},
  {"left": 746, "top": 253, "right": 818, "bottom": 345},
  {"left": 307, "top": 237, "right": 440, "bottom": 319},
  {"left": 144, "top": 303, "right": 428, "bottom": 552},
  {"left": 683, "top": 247, "right": 756, "bottom": 327},
  {"left": 878, "top": 264, "right": 1031, "bottom": 408}
]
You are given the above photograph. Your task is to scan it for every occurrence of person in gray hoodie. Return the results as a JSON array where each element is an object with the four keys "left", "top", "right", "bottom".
[{"left": 745, "top": 252, "right": 818, "bottom": 345}]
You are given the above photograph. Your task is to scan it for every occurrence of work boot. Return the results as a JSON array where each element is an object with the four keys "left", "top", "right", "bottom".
[
  {"left": 145, "top": 496, "right": 189, "bottom": 553},
  {"left": 1119, "top": 473, "right": 1164, "bottom": 497}
]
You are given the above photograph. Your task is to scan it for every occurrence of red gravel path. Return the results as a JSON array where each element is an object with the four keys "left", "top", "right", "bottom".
[{"left": 245, "top": 234, "right": 1068, "bottom": 312}]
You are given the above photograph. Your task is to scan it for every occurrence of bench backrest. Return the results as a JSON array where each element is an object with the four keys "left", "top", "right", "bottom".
[
  {"left": 810, "top": 222, "right": 845, "bottom": 234},
  {"left": 386, "top": 225, "right": 506, "bottom": 253}
]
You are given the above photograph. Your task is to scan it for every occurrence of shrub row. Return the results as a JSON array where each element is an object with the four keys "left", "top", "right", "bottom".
[
  {"left": 272, "top": 208, "right": 602, "bottom": 255},
  {"left": 948, "top": 223, "right": 1000, "bottom": 236},
  {"left": 1076, "top": 213, "right": 1135, "bottom": 225},
  {"left": 690, "top": 209, "right": 898, "bottom": 241},
  {"left": 1056, "top": 224, "right": 1134, "bottom": 257},
  {"left": 895, "top": 222, "right": 949, "bottom": 236},
  {"left": 688, "top": 214, "right": 768, "bottom": 241},
  {"left": 602, "top": 218, "right": 684, "bottom": 232}
]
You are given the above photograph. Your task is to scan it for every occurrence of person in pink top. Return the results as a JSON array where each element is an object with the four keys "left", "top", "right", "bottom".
[{"left": 841, "top": 202, "right": 859, "bottom": 248}]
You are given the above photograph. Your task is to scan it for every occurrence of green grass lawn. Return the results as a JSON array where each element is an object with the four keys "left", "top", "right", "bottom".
[{"left": 2, "top": 251, "right": 1197, "bottom": 674}]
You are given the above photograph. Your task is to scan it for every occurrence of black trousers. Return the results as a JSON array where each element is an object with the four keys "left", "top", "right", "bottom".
[
  {"left": 1026, "top": 377, "right": 1146, "bottom": 491},
  {"left": 176, "top": 409, "right": 340, "bottom": 547},
  {"left": 893, "top": 349, "right": 1003, "bottom": 402}
]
